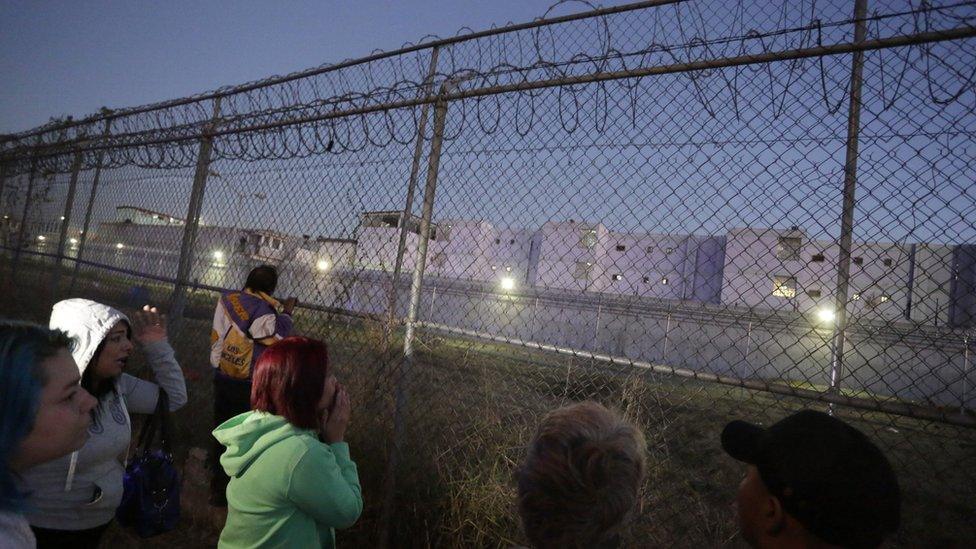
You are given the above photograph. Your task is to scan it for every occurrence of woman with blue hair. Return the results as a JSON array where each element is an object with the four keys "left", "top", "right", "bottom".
[
  {"left": 21, "top": 300, "right": 186, "bottom": 548},
  {"left": 0, "top": 322, "right": 97, "bottom": 548}
]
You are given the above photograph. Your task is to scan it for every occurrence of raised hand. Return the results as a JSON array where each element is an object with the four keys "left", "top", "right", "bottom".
[
  {"left": 322, "top": 383, "right": 350, "bottom": 444},
  {"left": 132, "top": 305, "right": 168, "bottom": 344}
]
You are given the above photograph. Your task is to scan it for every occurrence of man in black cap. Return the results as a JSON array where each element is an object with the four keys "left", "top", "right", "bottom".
[{"left": 721, "top": 410, "right": 900, "bottom": 548}]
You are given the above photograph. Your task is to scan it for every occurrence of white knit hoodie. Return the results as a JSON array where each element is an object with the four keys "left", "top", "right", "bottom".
[{"left": 19, "top": 299, "right": 187, "bottom": 530}]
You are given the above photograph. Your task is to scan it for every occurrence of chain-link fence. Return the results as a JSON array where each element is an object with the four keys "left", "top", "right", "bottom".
[{"left": 2, "top": 0, "right": 975, "bottom": 546}]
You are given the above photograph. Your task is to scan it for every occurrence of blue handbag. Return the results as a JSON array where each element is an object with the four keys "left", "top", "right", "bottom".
[{"left": 117, "top": 388, "right": 181, "bottom": 537}]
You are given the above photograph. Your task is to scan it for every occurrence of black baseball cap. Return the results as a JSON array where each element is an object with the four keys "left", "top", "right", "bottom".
[{"left": 721, "top": 410, "right": 900, "bottom": 549}]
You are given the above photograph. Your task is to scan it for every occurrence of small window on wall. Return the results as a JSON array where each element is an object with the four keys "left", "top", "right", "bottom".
[
  {"left": 611, "top": 274, "right": 623, "bottom": 281},
  {"left": 807, "top": 289, "right": 822, "bottom": 298},
  {"left": 645, "top": 246, "right": 654, "bottom": 254},
  {"left": 661, "top": 277, "right": 669, "bottom": 285},
  {"left": 852, "top": 256, "right": 863, "bottom": 265},
  {"left": 505, "top": 266, "right": 512, "bottom": 272},
  {"left": 882, "top": 257, "right": 893, "bottom": 267},
  {"left": 811, "top": 254, "right": 825, "bottom": 263},
  {"left": 776, "top": 237, "right": 802, "bottom": 261},
  {"left": 772, "top": 275, "right": 797, "bottom": 298},
  {"left": 642, "top": 276, "right": 650, "bottom": 283},
  {"left": 866, "top": 294, "right": 890, "bottom": 308},
  {"left": 495, "top": 238, "right": 501, "bottom": 244},
  {"left": 665, "top": 247, "right": 674, "bottom": 254},
  {"left": 579, "top": 229, "right": 598, "bottom": 249},
  {"left": 509, "top": 239, "right": 515, "bottom": 245},
  {"left": 616, "top": 244, "right": 626, "bottom": 252}
]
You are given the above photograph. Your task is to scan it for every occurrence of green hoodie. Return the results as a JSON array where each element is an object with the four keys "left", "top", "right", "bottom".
[{"left": 213, "top": 411, "right": 363, "bottom": 548}]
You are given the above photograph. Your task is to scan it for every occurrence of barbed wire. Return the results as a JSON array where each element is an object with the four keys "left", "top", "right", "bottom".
[{"left": 0, "top": 0, "right": 973, "bottom": 177}]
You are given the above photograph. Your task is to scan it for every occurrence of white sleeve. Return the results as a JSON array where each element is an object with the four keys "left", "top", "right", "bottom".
[
  {"left": 248, "top": 313, "right": 282, "bottom": 341},
  {"left": 120, "top": 340, "right": 188, "bottom": 413}
]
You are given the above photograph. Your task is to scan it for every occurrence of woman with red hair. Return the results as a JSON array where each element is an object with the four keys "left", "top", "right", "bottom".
[{"left": 213, "top": 337, "right": 361, "bottom": 549}]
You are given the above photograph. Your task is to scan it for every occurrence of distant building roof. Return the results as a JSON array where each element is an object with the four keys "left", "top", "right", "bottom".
[
  {"left": 116, "top": 205, "right": 185, "bottom": 224},
  {"left": 246, "top": 228, "right": 290, "bottom": 238},
  {"left": 317, "top": 236, "right": 357, "bottom": 244}
]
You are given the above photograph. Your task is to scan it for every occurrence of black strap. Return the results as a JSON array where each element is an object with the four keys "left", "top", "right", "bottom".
[{"left": 136, "top": 388, "right": 173, "bottom": 454}]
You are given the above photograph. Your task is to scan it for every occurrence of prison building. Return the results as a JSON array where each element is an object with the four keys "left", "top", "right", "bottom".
[
  {"left": 720, "top": 227, "right": 967, "bottom": 327},
  {"left": 533, "top": 221, "right": 614, "bottom": 293},
  {"left": 427, "top": 220, "right": 498, "bottom": 282},
  {"left": 354, "top": 210, "right": 443, "bottom": 275},
  {"left": 293, "top": 238, "right": 357, "bottom": 272},
  {"left": 471, "top": 224, "right": 540, "bottom": 287},
  {"left": 531, "top": 220, "right": 726, "bottom": 303}
]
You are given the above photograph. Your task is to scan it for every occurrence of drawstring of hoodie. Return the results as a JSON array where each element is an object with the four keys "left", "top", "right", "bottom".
[{"left": 64, "top": 451, "right": 78, "bottom": 491}]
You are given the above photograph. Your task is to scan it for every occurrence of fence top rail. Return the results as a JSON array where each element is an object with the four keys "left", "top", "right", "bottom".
[
  {"left": 2, "top": 20, "right": 973, "bottom": 165},
  {"left": 4, "top": 0, "right": 972, "bottom": 156}
]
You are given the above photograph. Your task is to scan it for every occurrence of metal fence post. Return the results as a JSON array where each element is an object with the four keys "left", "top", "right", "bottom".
[
  {"left": 404, "top": 84, "right": 452, "bottom": 364},
  {"left": 963, "top": 334, "right": 971, "bottom": 414},
  {"left": 380, "top": 79, "right": 453, "bottom": 549},
  {"left": 169, "top": 98, "right": 222, "bottom": 325},
  {"left": 663, "top": 311, "right": 672, "bottom": 360},
  {"left": 745, "top": 320, "right": 754, "bottom": 367},
  {"left": 593, "top": 302, "right": 603, "bottom": 350},
  {"left": 0, "top": 162, "right": 5, "bottom": 216},
  {"left": 428, "top": 285, "right": 438, "bottom": 319},
  {"left": 388, "top": 46, "right": 441, "bottom": 323},
  {"left": 0, "top": 161, "right": 15, "bottom": 286},
  {"left": 52, "top": 147, "right": 84, "bottom": 297},
  {"left": 11, "top": 139, "right": 42, "bottom": 285},
  {"left": 0, "top": 161, "right": 7, "bottom": 261},
  {"left": 828, "top": 0, "right": 869, "bottom": 414},
  {"left": 69, "top": 118, "right": 113, "bottom": 295}
]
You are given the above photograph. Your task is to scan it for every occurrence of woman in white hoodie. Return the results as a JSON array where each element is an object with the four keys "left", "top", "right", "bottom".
[{"left": 20, "top": 299, "right": 187, "bottom": 548}]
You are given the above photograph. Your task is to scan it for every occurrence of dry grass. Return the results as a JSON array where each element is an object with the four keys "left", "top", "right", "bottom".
[{"left": 2, "top": 259, "right": 974, "bottom": 548}]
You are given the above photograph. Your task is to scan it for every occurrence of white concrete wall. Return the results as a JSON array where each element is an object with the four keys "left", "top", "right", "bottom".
[
  {"left": 911, "top": 244, "right": 954, "bottom": 326},
  {"left": 432, "top": 220, "right": 496, "bottom": 282},
  {"left": 316, "top": 240, "right": 357, "bottom": 271},
  {"left": 722, "top": 227, "right": 807, "bottom": 312},
  {"left": 535, "top": 221, "right": 611, "bottom": 292},
  {"left": 355, "top": 226, "right": 418, "bottom": 273},
  {"left": 795, "top": 238, "right": 910, "bottom": 320},
  {"left": 599, "top": 232, "right": 698, "bottom": 298},
  {"left": 490, "top": 227, "right": 537, "bottom": 286},
  {"left": 722, "top": 227, "right": 917, "bottom": 323}
]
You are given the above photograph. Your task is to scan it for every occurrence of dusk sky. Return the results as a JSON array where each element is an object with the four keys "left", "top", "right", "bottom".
[{"left": 0, "top": 0, "right": 587, "bottom": 133}]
